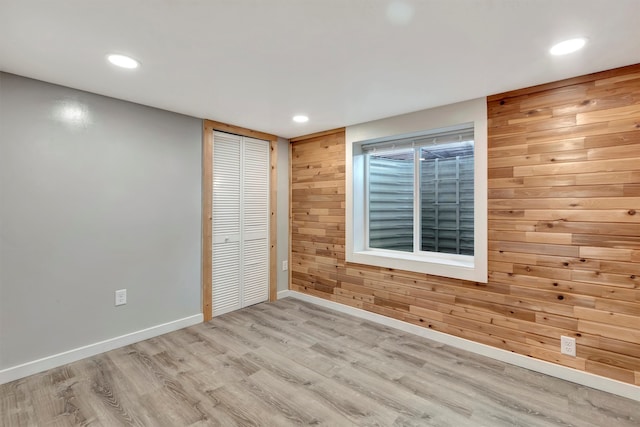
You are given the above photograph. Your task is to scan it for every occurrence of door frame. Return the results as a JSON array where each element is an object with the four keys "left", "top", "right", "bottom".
[{"left": 202, "top": 119, "right": 278, "bottom": 322}]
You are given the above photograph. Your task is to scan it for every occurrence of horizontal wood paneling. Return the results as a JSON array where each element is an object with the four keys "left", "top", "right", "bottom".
[{"left": 290, "top": 63, "right": 640, "bottom": 386}]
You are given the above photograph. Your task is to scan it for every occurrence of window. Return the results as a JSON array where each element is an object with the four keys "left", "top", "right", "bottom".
[
  {"left": 366, "top": 125, "right": 474, "bottom": 255},
  {"left": 346, "top": 98, "right": 487, "bottom": 282}
]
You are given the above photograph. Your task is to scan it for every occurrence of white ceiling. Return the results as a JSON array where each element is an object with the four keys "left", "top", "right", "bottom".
[{"left": 1, "top": 0, "right": 639, "bottom": 139}]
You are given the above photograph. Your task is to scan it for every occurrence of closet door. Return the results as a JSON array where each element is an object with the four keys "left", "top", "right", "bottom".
[
  {"left": 211, "top": 131, "right": 269, "bottom": 317},
  {"left": 241, "top": 137, "right": 270, "bottom": 307},
  {"left": 211, "top": 132, "right": 242, "bottom": 316}
]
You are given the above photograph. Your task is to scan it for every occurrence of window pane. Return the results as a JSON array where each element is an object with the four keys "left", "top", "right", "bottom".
[
  {"left": 420, "top": 141, "right": 474, "bottom": 255},
  {"left": 368, "top": 150, "right": 414, "bottom": 252}
]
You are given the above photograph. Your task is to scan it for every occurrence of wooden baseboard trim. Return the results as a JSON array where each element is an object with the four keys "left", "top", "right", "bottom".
[
  {"left": 284, "top": 291, "right": 640, "bottom": 402},
  {"left": 0, "top": 314, "right": 203, "bottom": 385}
]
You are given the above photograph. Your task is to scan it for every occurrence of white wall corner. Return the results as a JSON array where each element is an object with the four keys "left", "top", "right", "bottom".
[{"left": 277, "top": 289, "right": 292, "bottom": 300}]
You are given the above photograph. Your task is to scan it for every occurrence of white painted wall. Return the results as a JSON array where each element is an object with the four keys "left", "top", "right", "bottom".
[
  {"left": 0, "top": 73, "right": 202, "bottom": 375},
  {"left": 276, "top": 137, "right": 290, "bottom": 291}
]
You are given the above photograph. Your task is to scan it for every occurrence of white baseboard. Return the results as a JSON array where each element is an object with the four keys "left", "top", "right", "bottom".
[
  {"left": 277, "top": 289, "right": 292, "bottom": 300},
  {"left": 284, "top": 290, "right": 640, "bottom": 402},
  {"left": 0, "top": 313, "right": 203, "bottom": 385}
]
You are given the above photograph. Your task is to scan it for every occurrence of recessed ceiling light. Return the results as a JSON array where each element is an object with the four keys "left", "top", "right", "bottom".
[
  {"left": 293, "top": 115, "right": 309, "bottom": 123},
  {"left": 107, "top": 54, "right": 140, "bottom": 69},
  {"left": 386, "top": 1, "right": 414, "bottom": 26},
  {"left": 549, "top": 38, "right": 587, "bottom": 56}
]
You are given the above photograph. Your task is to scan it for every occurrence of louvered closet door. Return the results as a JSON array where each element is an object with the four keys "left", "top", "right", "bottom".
[
  {"left": 211, "top": 132, "right": 242, "bottom": 316},
  {"left": 211, "top": 131, "right": 269, "bottom": 317},
  {"left": 241, "top": 137, "right": 270, "bottom": 307}
]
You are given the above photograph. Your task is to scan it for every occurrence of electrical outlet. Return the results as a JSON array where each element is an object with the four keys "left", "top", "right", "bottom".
[
  {"left": 560, "top": 335, "right": 576, "bottom": 357},
  {"left": 115, "top": 289, "right": 127, "bottom": 306},
  {"left": 282, "top": 260, "right": 288, "bottom": 271}
]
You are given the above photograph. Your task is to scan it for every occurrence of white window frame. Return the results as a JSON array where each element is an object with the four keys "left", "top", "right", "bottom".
[{"left": 346, "top": 98, "right": 488, "bottom": 283}]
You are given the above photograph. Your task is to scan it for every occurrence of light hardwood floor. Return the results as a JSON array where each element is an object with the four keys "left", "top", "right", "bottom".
[{"left": 1, "top": 298, "right": 638, "bottom": 426}]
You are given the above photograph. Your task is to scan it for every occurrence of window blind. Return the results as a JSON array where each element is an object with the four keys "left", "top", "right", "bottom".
[{"left": 361, "top": 123, "right": 474, "bottom": 154}]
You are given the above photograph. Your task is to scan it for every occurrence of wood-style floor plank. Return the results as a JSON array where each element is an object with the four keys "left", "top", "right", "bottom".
[{"left": 1, "top": 298, "right": 639, "bottom": 426}]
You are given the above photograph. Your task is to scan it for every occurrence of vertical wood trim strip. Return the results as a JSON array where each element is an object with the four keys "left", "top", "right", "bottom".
[
  {"left": 201, "top": 122, "right": 213, "bottom": 322},
  {"left": 269, "top": 139, "right": 278, "bottom": 302},
  {"left": 288, "top": 141, "right": 293, "bottom": 291}
]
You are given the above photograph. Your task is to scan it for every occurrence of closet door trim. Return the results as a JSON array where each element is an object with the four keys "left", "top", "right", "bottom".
[{"left": 202, "top": 119, "right": 278, "bottom": 322}]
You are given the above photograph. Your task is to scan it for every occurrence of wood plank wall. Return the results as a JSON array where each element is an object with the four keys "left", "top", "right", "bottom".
[{"left": 290, "top": 64, "right": 640, "bottom": 386}]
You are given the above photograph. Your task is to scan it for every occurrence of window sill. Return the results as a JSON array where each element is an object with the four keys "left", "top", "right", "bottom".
[{"left": 348, "top": 249, "right": 487, "bottom": 283}]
